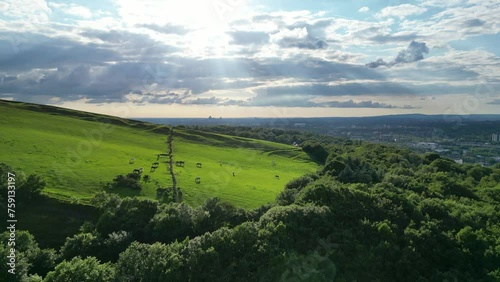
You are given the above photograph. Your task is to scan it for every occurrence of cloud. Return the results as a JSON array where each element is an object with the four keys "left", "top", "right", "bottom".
[
  {"left": 366, "top": 41, "right": 429, "bottom": 68},
  {"left": 419, "top": 0, "right": 465, "bottom": 8},
  {"left": 462, "top": 19, "right": 486, "bottom": 28},
  {"left": 377, "top": 4, "right": 427, "bottom": 19},
  {"left": 228, "top": 31, "right": 270, "bottom": 45},
  {"left": 271, "top": 27, "right": 329, "bottom": 50},
  {"left": 278, "top": 38, "right": 328, "bottom": 50},
  {"left": 1, "top": 4, "right": 498, "bottom": 115},
  {"left": 0, "top": 33, "right": 120, "bottom": 71},
  {"left": 251, "top": 14, "right": 282, "bottom": 22},
  {"left": 319, "top": 100, "right": 418, "bottom": 109},
  {"left": 393, "top": 41, "right": 429, "bottom": 64},
  {"left": 368, "top": 33, "right": 418, "bottom": 43},
  {"left": 1, "top": 0, "right": 51, "bottom": 23},
  {"left": 136, "top": 23, "right": 191, "bottom": 35},
  {"left": 217, "top": 96, "right": 419, "bottom": 108},
  {"left": 49, "top": 3, "right": 93, "bottom": 19},
  {"left": 359, "top": 7, "right": 370, "bottom": 13}
]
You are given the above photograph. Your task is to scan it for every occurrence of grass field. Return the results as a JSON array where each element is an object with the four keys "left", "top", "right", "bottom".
[
  {"left": 0, "top": 101, "right": 173, "bottom": 202},
  {"left": 173, "top": 129, "right": 318, "bottom": 208},
  {"left": 0, "top": 100, "right": 319, "bottom": 208}
]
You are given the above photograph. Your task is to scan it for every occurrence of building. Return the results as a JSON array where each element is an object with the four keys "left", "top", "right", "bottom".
[
  {"left": 492, "top": 133, "right": 499, "bottom": 142},
  {"left": 379, "top": 134, "right": 394, "bottom": 142},
  {"left": 415, "top": 142, "right": 438, "bottom": 150}
]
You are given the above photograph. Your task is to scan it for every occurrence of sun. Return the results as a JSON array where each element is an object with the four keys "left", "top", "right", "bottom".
[
  {"left": 118, "top": 0, "right": 247, "bottom": 54},
  {"left": 119, "top": 0, "right": 245, "bottom": 31}
]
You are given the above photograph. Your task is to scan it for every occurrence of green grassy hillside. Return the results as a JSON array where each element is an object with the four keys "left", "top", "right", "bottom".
[
  {"left": 0, "top": 100, "right": 173, "bottom": 202},
  {"left": 173, "top": 129, "right": 317, "bottom": 208},
  {"left": 0, "top": 100, "right": 318, "bottom": 208}
]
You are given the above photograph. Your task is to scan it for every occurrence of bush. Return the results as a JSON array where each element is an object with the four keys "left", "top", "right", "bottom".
[{"left": 107, "top": 174, "right": 142, "bottom": 190}]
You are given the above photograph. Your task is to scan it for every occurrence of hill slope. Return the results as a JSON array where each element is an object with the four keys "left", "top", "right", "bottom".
[{"left": 0, "top": 100, "right": 318, "bottom": 208}]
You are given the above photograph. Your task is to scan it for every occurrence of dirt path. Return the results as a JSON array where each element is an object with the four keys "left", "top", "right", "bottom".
[{"left": 167, "top": 127, "right": 178, "bottom": 201}]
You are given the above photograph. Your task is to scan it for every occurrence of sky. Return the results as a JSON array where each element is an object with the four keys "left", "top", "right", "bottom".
[{"left": 0, "top": 0, "right": 498, "bottom": 118}]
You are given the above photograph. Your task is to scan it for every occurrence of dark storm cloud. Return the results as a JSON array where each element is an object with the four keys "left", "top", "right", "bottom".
[
  {"left": 228, "top": 31, "right": 270, "bottom": 45},
  {"left": 367, "top": 41, "right": 429, "bottom": 68}
]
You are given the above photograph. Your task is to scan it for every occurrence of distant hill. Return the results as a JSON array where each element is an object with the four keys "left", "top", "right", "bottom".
[{"left": 138, "top": 114, "right": 500, "bottom": 127}]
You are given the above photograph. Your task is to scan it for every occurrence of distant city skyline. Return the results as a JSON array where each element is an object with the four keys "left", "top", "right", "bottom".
[{"left": 0, "top": 0, "right": 499, "bottom": 117}]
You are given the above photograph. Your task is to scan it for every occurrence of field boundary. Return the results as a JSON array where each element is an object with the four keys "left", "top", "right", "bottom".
[{"left": 167, "top": 128, "right": 180, "bottom": 202}]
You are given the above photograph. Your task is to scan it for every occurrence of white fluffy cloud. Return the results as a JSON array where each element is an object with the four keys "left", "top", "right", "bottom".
[
  {"left": 49, "top": 3, "right": 93, "bottom": 19},
  {"left": 359, "top": 7, "right": 370, "bottom": 13},
  {"left": 377, "top": 4, "right": 427, "bottom": 19},
  {"left": 0, "top": 0, "right": 51, "bottom": 23}
]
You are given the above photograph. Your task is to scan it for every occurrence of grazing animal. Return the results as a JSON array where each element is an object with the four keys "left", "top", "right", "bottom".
[
  {"left": 196, "top": 162, "right": 202, "bottom": 168},
  {"left": 275, "top": 175, "right": 280, "bottom": 179},
  {"left": 151, "top": 162, "right": 159, "bottom": 171},
  {"left": 195, "top": 177, "right": 201, "bottom": 184}
]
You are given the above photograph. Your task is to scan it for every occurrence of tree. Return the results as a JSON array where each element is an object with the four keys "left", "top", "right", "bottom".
[
  {"left": 301, "top": 141, "right": 329, "bottom": 164},
  {"left": 148, "top": 203, "right": 195, "bottom": 243},
  {"left": 115, "top": 242, "right": 184, "bottom": 282},
  {"left": 43, "top": 257, "right": 115, "bottom": 282},
  {"left": 19, "top": 174, "right": 46, "bottom": 199},
  {"left": 0, "top": 163, "right": 46, "bottom": 200},
  {"left": 0, "top": 231, "right": 55, "bottom": 281},
  {"left": 96, "top": 197, "right": 158, "bottom": 241},
  {"left": 60, "top": 233, "right": 100, "bottom": 260}
]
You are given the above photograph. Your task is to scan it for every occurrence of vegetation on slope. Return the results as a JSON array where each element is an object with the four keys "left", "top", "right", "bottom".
[
  {"left": 0, "top": 100, "right": 318, "bottom": 208},
  {"left": 2, "top": 138, "right": 499, "bottom": 281}
]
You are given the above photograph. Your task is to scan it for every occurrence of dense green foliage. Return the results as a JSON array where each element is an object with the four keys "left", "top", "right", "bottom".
[
  {"left": 2, "top": 113, "right": 500, "bottom": 280},
  {"left": 187, "top": 124, "right": 346, "bottom": 146}
]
